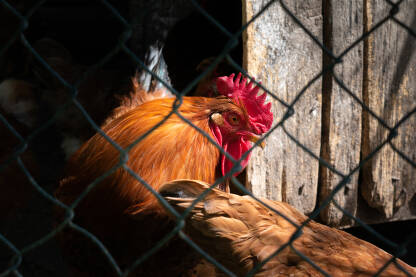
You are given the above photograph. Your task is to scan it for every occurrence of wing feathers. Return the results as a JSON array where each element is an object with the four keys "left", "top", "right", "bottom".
[{"left": 160, "top": 180, "right": 416, "bottom": 277}]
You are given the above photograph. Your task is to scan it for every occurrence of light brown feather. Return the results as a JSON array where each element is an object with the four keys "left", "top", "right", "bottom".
[{"left": 161, "top": 180, "right": 416, "bottom": 277}]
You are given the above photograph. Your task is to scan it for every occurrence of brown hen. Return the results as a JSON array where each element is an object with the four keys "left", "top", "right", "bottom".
[{"left": 160, "top": 179, "right": 416, "bottom": 277}]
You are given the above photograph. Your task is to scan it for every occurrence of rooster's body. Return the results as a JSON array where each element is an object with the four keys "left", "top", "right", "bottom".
[{"left": 160, "top": 180, "right": 416, "bottom": 277}]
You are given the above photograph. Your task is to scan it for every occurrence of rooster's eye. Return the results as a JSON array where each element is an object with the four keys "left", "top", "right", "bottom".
[{"left": 228, "top": 114, "right": 240, "bottom": 125}]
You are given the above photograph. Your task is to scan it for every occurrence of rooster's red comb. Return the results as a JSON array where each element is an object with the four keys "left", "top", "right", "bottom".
[{"left": 216, "top": 73, "right": 273, "bottom": 134}]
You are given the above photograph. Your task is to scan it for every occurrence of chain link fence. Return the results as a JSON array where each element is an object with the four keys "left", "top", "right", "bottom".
[{"left": 0, "top": 0, "right": 415, "bottom": 276}]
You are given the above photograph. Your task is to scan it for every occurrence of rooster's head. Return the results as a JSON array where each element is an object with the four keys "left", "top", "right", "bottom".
[{"left": 209, "top": 73, "right": 273, "bottom": 176}]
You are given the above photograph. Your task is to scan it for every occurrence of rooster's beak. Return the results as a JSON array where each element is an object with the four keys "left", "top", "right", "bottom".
[{"left": 248, "top": 134, "right": 266, "bottom": 149}]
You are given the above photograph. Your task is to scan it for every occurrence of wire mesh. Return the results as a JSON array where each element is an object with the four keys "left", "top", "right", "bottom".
[{"left": 0, "top": 0, "right": 415, "bottom": 276}]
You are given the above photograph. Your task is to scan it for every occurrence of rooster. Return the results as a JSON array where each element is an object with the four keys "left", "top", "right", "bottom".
[
  {"left": 55, "top": 72, "right": 273, "bottom": 276},
  {"left": 160, "top": 179, "right": 416, "bottom": 277}
]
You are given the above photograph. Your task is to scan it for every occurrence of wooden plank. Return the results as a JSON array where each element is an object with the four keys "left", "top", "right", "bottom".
[
  {"left": 360, "top": 0, "right": 416, "bottom": 221},
  {"left": 319, "top": 0, "right": 363, "bottom": 227},
  {"left": 243, "top": 0, "right": 322, "bottom": 214}
]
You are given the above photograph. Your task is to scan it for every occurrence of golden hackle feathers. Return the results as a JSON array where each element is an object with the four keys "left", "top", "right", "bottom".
[
  {"left": 160, "top": 179, "right": 416, "bottom": 277},
  {"left": 58, "top": 96, "right": 238, "bottom": 215}
]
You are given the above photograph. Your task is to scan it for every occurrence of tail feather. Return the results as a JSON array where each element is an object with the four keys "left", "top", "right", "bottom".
[
  {"left": 137, "top": 43, "right": 173, "bottom": 93},
  {"left": 107, "top": 43, "right": 174, "bottom": 122}
]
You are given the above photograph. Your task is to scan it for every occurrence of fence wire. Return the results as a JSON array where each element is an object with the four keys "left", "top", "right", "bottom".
[{"left": 0, "top": 0, "right": 415, "bottom": 276}]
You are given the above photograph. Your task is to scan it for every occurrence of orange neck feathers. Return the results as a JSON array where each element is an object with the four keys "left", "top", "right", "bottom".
[{"left": 59, "top": 97, "right": 228, "bottom": 215}]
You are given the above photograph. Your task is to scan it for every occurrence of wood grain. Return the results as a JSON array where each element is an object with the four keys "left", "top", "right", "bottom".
[
  {"left": 360, "top": 0, "right": 416, "bottom": 220},
  {"left": 243, "top": 0, "right": 416, "bottom": 226},
  {"left": 319, "top": 0, "right": 363, "bottom": 226},
  {"left": 243, "top": 0, "right": 322, "bottom": 214}
]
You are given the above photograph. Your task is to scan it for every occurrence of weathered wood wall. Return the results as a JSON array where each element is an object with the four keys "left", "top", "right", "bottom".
[
  {"left": 360, "top": 0, "right": 416, "bottom": 223},
  {"left": 243, "top": 0, "right": 323, "bottom": 215},
  {"left": 243, "top": 0, "right": 416, "bottom": 227},
  {"left": 319, "top": 0, "right": 363, "bottom": 227}
]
